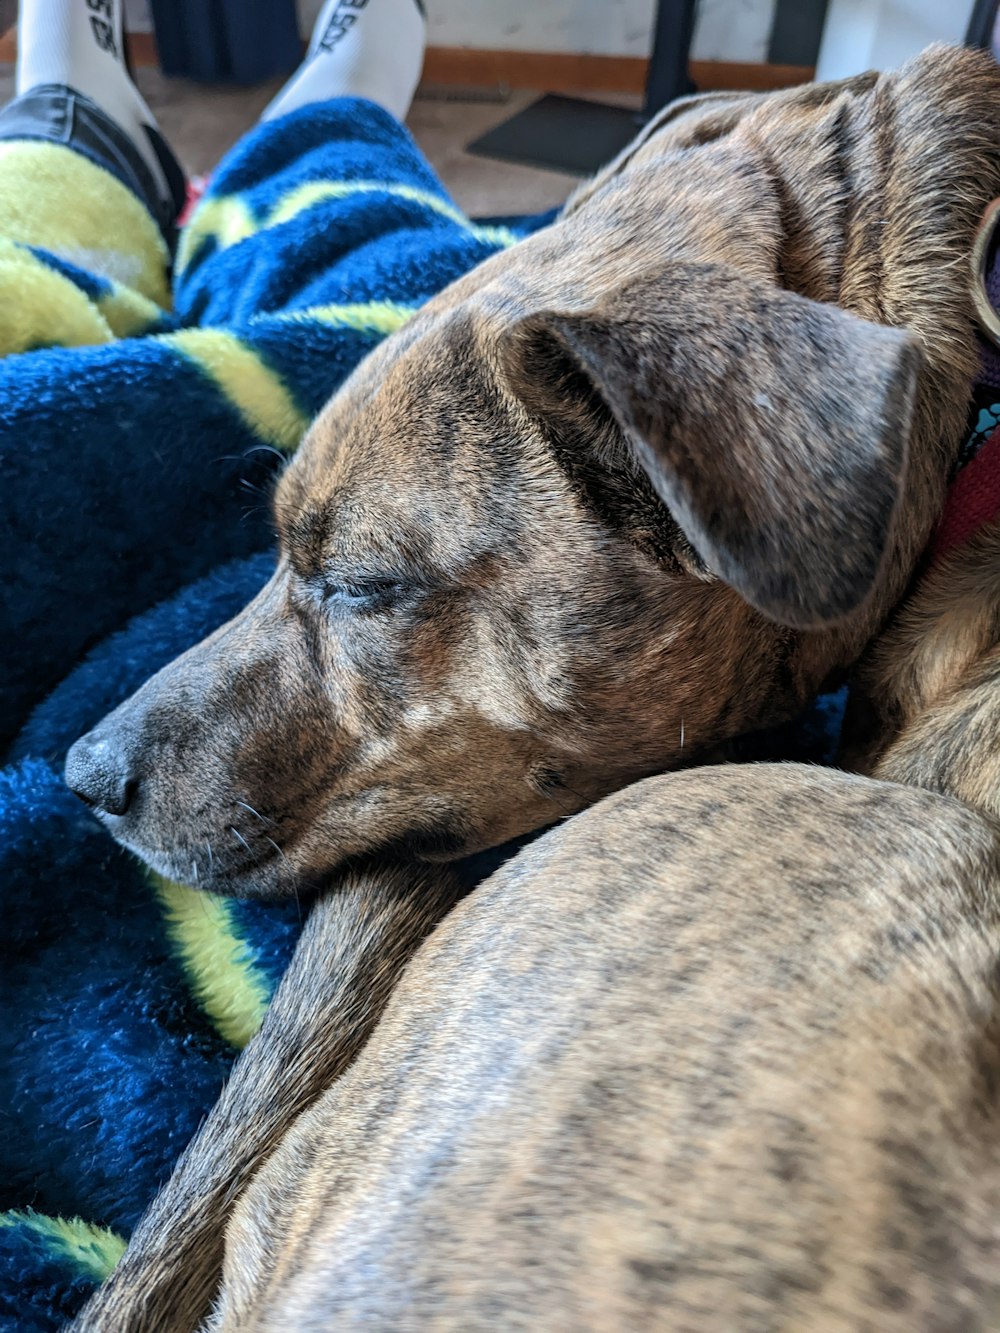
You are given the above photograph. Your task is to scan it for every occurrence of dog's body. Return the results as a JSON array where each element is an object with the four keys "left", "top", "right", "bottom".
[
  {"left": 212, "top": 766, "right": 1000, "bottom": 1333},
  {"left": 205, "top": 533, "right": 1000, "bottom": 1333},
  {"left": 78, "top": 525, "right": 1000, "bottom": 1332},
  {"left": 69, "top": 46, "right": 1000, "bottom": 1332}
]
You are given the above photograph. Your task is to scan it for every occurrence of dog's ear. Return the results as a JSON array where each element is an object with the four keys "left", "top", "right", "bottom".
[{"left": 500, "top": 263, "right": 919, "bottom": 630}]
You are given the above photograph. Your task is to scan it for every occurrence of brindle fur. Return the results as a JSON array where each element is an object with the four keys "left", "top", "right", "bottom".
[
  {"left": 847, "top": 520, "right": 1000, "bottom": 806},
  {"left": 74, "top": 862, "right": 467, "bottom": 1332},
  {"left": 82, "top": 525, "right": 1000, "bottom": 1333},
  {"left": 70, "top": 46, "right": 1000, "bottom": 1333},
  {"left": 66, "top": 45, "right": 1000, "bottom": 897},
  {"left": 210, "top": 768, "right": 1000, "bottom": 1333}
]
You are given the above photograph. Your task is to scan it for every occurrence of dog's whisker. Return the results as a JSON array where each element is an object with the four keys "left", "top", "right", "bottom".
[
  {"left": 204, "top": 841, "right": 214, "bottom": 872},
  {"left": 263, "top": 835, "right": 290, "bottom": 867},
  {"left": 229, "top": 826, "right": 254, "bottom": 856},
  {"left": 539, "top": 777, "right": 586, "bottom": 820},
  {"left": 244, "top": 443, "right": 288, "bottom": 465},
  {"left": 235, "top": 800, "right": 275, "bottom": 827},
  {"left": 680, "top": 718, "right": 685, "bottom": 751}
]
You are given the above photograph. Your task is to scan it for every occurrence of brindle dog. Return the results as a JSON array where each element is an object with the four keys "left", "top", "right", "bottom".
[
  {"left": 208, "top": 548, "right": 1000, "bottom": 1332},
  {"left": 66, "top": 46, "right": 999, "bottom": 895},
  {"left": 198, "top": 522, "right": 1000, "bottom": 1333},
  {"left": 80, "top": 526, "right": 1000, "bottom": 1332},
  {"left": 69, "top": 44, "right": 1000, "bottom": 1332}
]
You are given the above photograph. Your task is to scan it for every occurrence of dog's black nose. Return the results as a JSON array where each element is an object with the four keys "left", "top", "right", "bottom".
[{"left": 64, "top": 732, "right": 137, "bottom": 817}]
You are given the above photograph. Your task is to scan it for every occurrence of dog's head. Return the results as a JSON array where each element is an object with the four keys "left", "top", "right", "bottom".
[{"left": 65, "top": 261, "right": 917, "bottom": 896}]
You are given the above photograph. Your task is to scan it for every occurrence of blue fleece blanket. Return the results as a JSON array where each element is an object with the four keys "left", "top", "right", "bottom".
[{"left": 0, "top": 98, "right": 841, "bottom": 1330}]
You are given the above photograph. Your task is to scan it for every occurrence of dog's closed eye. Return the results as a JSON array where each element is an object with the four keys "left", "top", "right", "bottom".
[{"left": 321, "top": 577, "right": 410, "bottom": 612}]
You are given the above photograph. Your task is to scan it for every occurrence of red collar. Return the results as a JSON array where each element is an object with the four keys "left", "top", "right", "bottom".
[
  {"left": 930, "top": 423, "right": 1000, "bottom": 560},
  {"left": 929, "top": 197, "right": 1000, "bottom": 562}
]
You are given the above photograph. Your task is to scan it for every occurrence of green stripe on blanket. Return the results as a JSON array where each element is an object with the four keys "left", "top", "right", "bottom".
[
  {"left": 176, "top": 180, "right": 519, "bottom": 274},
  {"left": 161, "top": 302, "right": 417, "bottom": 451},
  {"left": 160, "top": 328, "right": 311, "bottom": 452},
  {"left": 150, "top": 870, "right": 273, "bottom": 1049},
  {"left": 0, "top": 1212, "right": 126, "bottom": 1285}
]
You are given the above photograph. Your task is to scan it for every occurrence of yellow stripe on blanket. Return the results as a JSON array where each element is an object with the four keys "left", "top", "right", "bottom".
[
  {"left": 149, "top": 870, "right": 272, "bottom": 1049},
  {"left": 0, "top": 141, "right": 171, "bottom": 309},
  {"left": 260, "top": 298, "right": 416, "bottom": 335},
  {"left": 0, "top": 1210, "right": 126, "bottom": 1283},
  {"left": 267, "top": 179, "right": 477, "bottom": 234},
  {"left": 161, "top": 327, "right": 310, "bottom": 452},
  {"left": 176, "top": 180, "right": 519, "bottom": 275},
  {"left": 96, "top": 281, "right": 167, "bottom": 340},
  {"left": 175, "top": 194, "right": 258, "bottom": 274},
  {"left": 0, "top": 239, "right": 115, "bottom": 354}
]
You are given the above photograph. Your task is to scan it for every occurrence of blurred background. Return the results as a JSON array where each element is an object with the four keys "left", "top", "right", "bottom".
[{"left": 0, "top": 0, "right": 996, "bottom": 217}]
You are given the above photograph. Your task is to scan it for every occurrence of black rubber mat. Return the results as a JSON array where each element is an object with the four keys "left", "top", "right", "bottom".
[{"left": 467, "top": 94, "right": 643, "bottom": 177}]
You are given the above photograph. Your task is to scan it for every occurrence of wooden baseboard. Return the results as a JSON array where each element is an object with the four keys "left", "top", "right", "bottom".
[
  {"left": 422, "top": 47, "right": 814, "bottom": 95},
  {"left": 0, "top": 30, "right": 813, "bottom": 96}
]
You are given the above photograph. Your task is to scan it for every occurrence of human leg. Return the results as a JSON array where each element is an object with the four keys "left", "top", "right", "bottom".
[{"left": 0, "top": 0, "right": 185, "bottom": 352}]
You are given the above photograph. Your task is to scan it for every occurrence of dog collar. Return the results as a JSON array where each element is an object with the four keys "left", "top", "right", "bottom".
[{"left": 928, "top": 197, "right": 1000, "bottom": 561}]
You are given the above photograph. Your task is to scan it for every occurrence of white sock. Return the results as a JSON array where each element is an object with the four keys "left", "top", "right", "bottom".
[
  {"left": 262, "top": 0, "right": 426, "bottom": 124},
  {"left": 16, "top": 0, "right": 171, "bottom": 203}
]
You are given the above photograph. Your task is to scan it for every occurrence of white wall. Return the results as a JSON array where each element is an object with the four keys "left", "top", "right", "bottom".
[
  {"left": 127, "top": 0, "right": 780, "bottom": 65},
  {"left": 124, "top": 0, "right": 153, "bottom": 31},
  {"left": 296, "top": 0, "right": 778, "bottom": 63},
  {"left": 816, "top": 0, "right": 976, "bottom": 79}
]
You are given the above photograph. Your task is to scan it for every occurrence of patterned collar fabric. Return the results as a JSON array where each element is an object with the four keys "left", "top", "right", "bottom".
[{"left": 930, "top": 228, "right": 1000, "bottom": 561}]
